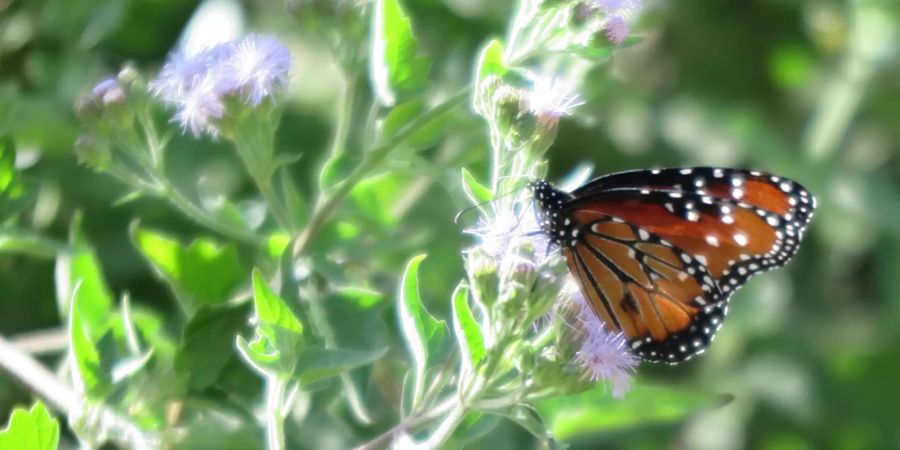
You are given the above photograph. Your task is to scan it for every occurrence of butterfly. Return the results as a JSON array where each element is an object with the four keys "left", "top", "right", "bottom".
[{"left": 529, "top": 167, "right": 816, "bottom": 364}]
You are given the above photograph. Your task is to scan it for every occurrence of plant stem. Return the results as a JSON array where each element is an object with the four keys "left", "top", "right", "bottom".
[
  {"left": 419, "top": 401, "right": 466, "bottom": 450},
  {"left": 292, "top": 87, "right": 470, "bottom": 258},
  {"left": 0, "top": 334, "right": 77, "bottom": 413},
  {"left": 265, "top": 375, "right": 287, "bottom": 450},
  {"left": 352, "top": 396, "right": 457, "bottom": 450},
  {"left": 0, "top": 335, "right": 157, "bottom": 448},
  {"left": 161, "top": 184, "right": 261, "bottom": 243}
]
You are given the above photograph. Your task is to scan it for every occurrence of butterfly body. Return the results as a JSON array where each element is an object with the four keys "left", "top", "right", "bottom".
[{"left": 529, "top": 167, "right": 815, "bottom": 364}]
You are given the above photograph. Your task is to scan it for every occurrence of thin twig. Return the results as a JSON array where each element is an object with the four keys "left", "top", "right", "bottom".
[
  {"left": 0, "top": 334, "right": 77, "bottom": 412},
  {"left": 10, "top": 327, "right": 69, "bottom": 355}
]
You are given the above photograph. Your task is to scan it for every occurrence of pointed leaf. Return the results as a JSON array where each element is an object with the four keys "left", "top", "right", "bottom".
[
  {"left": 54, "top": 212, "right": 113, "bottom": 327},
  {"left": 0, "top": 402, "right": 60, "bottom": 450},
  {"left": 451, "top": 283, "right": 485, "bottom": 372},
  {"left": 252, "top": 269, "right": 303, "bottom": 335},
  {"left": 68, "top": 284, "right": 109, "bottom": 398},
  {"left": 131, "top": 226, "right": 245, "bottom": 312},
  {"left": 396, "top": 254, "right": 447, "bottom": 409},
  {"left": 296, "top": 346, "right": 388, "bottom": 386},
  {"left": 370, "top": 0, "right": 431, "bottom": 106},
  {"left": 461, "top": 168, "right": 493, "bottom": 205}
]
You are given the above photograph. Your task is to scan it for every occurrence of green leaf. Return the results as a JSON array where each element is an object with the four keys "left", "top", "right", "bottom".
[
  {"left": 318, "top": 151, "right": 358, "bottom": 194},
  {"left": 54, "top": 212, "right": 113, "bottom": 327},
  {"left": 176, "top": 304, "right": 250, "bottom": 390},
  {"left": 0, "top": 228, "right": 66, "bottom": 258},
  {"left": 461, "top": 167, "right": 494, "bottom": 205},
  {"left": 350, "top": 172, "right": 413, "bottom": 226},
  {"left": 237, "top": 269, "right": 306, "bottom": 378},
  {"left": 491, "top": 404, "right": 562, "bottom": 449},
  {"left": 475, "top": 39, "right": 507, "bottom": 82},
  {"left": 131, "top": 225, "right": 245, "bottom": 312},
  {"left": 381, "top": 100, "right": 449, "bottom": 150},
  {"left": 296, "top": 346, "right": 388, "bottom": 385},
  {"left": 473, "top": 40, "right": 508, "bottom": 115},
  {"left": 537, "top": 384, "right": 733, "bottom": 439},
  {"left": 252, "top": 269, "right": 302, "bottom": 335},
  {"left": 68, "top": 283, "right": 109, "bottom": 398},
  {"left": 396, "top": 254, "right": 447, "bottom": 409},
  {"left": 196, "top": 177, "right": 255, "bottom": 232},
  {"left": 451, "top": 283, "right": 485, "bottom": 371},
  {"left": 0, "top": 134, "right": 15, "bottom": 194},
  {"left": 370, "top": 0, "right": 431, "bottom": 106},
  {"left": 0, "top": 402, "right": 60, "bottom": 450}
]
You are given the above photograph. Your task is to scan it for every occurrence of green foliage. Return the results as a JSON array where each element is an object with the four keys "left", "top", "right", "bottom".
[
  {"left": 1, "top": 0, "right": 899, "bottom": 449},
  {"left": 0, "top": 402, "right": 59, "bottom": 450},
  {"left": 131, "top": 226, "right": 246, "bottom": 312},
  {"left": 538, "top": 385, "right": 732, "bottom": 439},
  {"left": 236, "top": 269, "right": 305, "bottom": 378},
  {"left": 369, "top": 0, "right": 431, "bottom": 106},
  {"left": 55, "top": 213, "right": 114, "bottom": 326},
  {"left": 396, "top": 254, "right": 448, "bottom": 409}
]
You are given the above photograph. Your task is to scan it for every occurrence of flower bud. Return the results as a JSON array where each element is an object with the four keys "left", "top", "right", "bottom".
[{"left": 466, "top": 249, "right": 499, "bottom": 306}]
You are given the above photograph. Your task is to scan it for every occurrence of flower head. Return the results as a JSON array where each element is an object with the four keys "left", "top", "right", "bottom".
[
  {"left": 151, "top": 34, "right": 292, "bottom": 137},
  {"left": 604, "top": 15, "right": 630, "bottom": 44},
  {"left": 218, "top": 34, "right": 292, "bottom": 106},
  {"left": 567, "top": 287, "right": 638, "bottom": 398},
  {"left": 92, "top": 78, "right": 125, "bottom": 105},
  {"left": 171, "top": 76, "right": 226, "bottom": 137},
  {"left": 592, "top": 0, "right": 642, "bottom": 15},
  {"left": 588, "top": 0, "right": 642, "bottom": 44},
  {"left": 525, "top": 76, "right": 584, "bottom": 129}
]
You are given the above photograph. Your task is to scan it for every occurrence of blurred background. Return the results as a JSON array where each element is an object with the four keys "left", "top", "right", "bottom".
[{"left": 1, "top": 0, "right": 899, "bottom": 448}]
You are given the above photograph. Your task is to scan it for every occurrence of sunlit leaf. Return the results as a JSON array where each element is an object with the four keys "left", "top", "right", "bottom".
[
  {"left": 131, "top": 225, "right": 245, "bottom": 313},
  {"left": 461, "top": 167, "right": 493, "bottom": 205},
  {"left": 396, "top": 254, "right": 447, "bottom": 409},
  {"left": 451, "top": 283, "right": 485, "bottom": 371},
  {"left": 370, "top": 0, "right": 430, "bottom": 106},
  {"left": 54, "top": 212, "right": 113, "bottom": 328},
  {"left": 0, "top": 402, "right": 60, "bottom": 450},
  {"left": 68, "top": 283, "right": 110, "bottom": 398}
]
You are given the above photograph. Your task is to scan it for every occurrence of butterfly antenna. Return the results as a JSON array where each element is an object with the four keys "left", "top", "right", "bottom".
[{"left": 453, "top": 186, "right": 530, "bottom": 225}]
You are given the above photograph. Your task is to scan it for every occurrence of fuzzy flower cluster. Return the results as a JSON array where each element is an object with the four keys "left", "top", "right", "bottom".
[
  {"left": 525, "top": 75, "right": 584, "bottom": 129},
  {"left": 567, "top": 286, "right": 639, "bottom": 398},
  {"left": 589, "top": 0, "right": 642, "bottom": 44},
  {"left": 151, "top": 34, "right": 292, "bottom": 137},
  {"left": 466, "top": 199, "right": 638, "bottom": 397}
]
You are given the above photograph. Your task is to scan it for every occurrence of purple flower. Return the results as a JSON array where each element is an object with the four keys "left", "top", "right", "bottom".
[
  {"left": 172, "top": 76, "right": 225, "bottom": 137},
  {"left": 593, "top": 0, "right": 642, "bottom": 15},
  {"left": 591, "top": 0, "right": 641, "bottom": 44},
  {"left": 525, "top": 76, "right": 584, "bottom": 129},
  {"left": 568, "top": 288, "right": 638, "bottom": 398},
  {"left": 151, "top": 34, "right": 292, "bottom": 137},
  {"left": 218, "top": 34, "right": 292, "bottom": 106},
  {"left": 92, "top": 78, "right": 125, "bottom": 105},
  {"left": 604, "top": 16, "right": 630, "bottom": 44}
]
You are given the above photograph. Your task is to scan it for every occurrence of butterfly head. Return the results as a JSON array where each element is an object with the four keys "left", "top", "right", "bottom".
[{"left": 528, "top": 179, "right": 578, "bottom": 247}]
